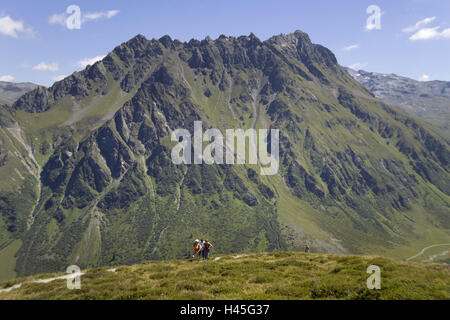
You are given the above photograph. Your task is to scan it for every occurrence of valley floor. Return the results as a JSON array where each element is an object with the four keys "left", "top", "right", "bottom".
[{"left": 0, "top": 252, "right": 449, "bottom": 300}]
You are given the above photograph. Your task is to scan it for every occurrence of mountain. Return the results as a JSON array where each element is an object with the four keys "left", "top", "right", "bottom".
[
  {"left": 1, "top": 252, "right": 449, "bottom": 300},
  {"left": 0, "top": 81, "right": 38, "bottom": 106},
  {"left": 0, "top": 31, "right": 449, "bottom": 280},
  {"left": 345, "top": 68, "right": 450, "bottom": 136}
]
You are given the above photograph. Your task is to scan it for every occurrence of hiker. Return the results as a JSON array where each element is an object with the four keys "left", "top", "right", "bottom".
[
  {"left": 202, "top": 239, "right": 213, "bottom": 259},
  {"left": 199, "top": 239, "right": 204, "bottom": 252},
  {"left": 305, "top": 244, "right": 310, "bottom": 253},
  {"left": 192, "top": 239, "right": 203, "bottom": 260}
]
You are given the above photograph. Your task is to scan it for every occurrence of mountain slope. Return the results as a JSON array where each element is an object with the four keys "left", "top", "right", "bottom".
[
  {"left": 0, "top": 31, "right": 449, "bottom": 280},
  {"left": 0, "top": 81, "right": 38, "bottom": 106},
  {"left": 345, "top": 68, "right": 450, "bottom": 136},
  {"left": 1, "top": 252, "right": 449, "bottom": 300}
]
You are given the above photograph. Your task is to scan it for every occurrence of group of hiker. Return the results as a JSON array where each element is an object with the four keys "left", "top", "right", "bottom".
[
  {"left": 192, "top": 239, "right": 213, "bottom": 260},
  {"left": 191, "top": 239, "right": 310, "bottom": 260}
]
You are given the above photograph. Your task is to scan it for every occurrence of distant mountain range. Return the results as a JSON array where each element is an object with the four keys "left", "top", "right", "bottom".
[
  {"left": 0, "top": 81, "right": 38, "bottom": 106},
  {"left": 0, "top": 31, "right": 448, "bottom": 280},
  {"left": 345, "top": 68, "right": 450, "bottom": 136}
]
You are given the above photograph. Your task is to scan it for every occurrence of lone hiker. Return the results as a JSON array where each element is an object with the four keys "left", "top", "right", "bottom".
[
  {"left": 305, "top": 244, "right": 310, "bottom": 253},
  {"left": 202, "top": 239, "right": 213, "bottom": 259}
]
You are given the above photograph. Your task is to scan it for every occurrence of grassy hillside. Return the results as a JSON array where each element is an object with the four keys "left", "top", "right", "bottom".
[{"left": 1, "top": 252, "right": 449, "bottom": 300}]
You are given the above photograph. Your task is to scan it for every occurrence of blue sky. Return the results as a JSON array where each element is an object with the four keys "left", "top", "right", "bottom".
[{"left": 1, "top": 0, "right": 450, "bottom": 86}]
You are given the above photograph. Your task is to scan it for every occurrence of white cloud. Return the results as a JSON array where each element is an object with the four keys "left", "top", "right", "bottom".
[
  {"left": 52, "top": 75, "right": 67, "bottom": 82},
  {"left": 343, "top": 44, "right": 359, "bottom": 52},
  {"left": 0, "top": 75, "right": 14, "bottom": 82},
  {"left": 106, "top": 10, "right": 120, "bottom": 19},
  {"left": 404, "top": 17, "right": 450, "bottom": 41},
  {"left": 419, "top": 74, "right": 430, "bottom": 81},
  {"left": 348, "top": 62, "right": 367, "bottom": 70},
  {"left": 83, "top": 13, "right": 102, "bottom": 21},
  {"left": 76, "top": 55, "right": 106, "bottom": 69},
  {"left": 84, "top": 10, "right": 120, "bottom": 21},
  {"left": 410, "top": 26, "right": 450, "bottom": 41},
  {"left": 49, "top": 13, "right": 67, "bottom": 27},
  {"left": 32, "top": 62, "right": 59, "bottom": 72},
  {"left": 403, "top": 17, "right": 437, "bottom": 33},
  {"left": 0, "top": 15, "right": 33, "bottom": 38},
  {"left": 49, "top": 9, "right": 119, "bottom": 29}
]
